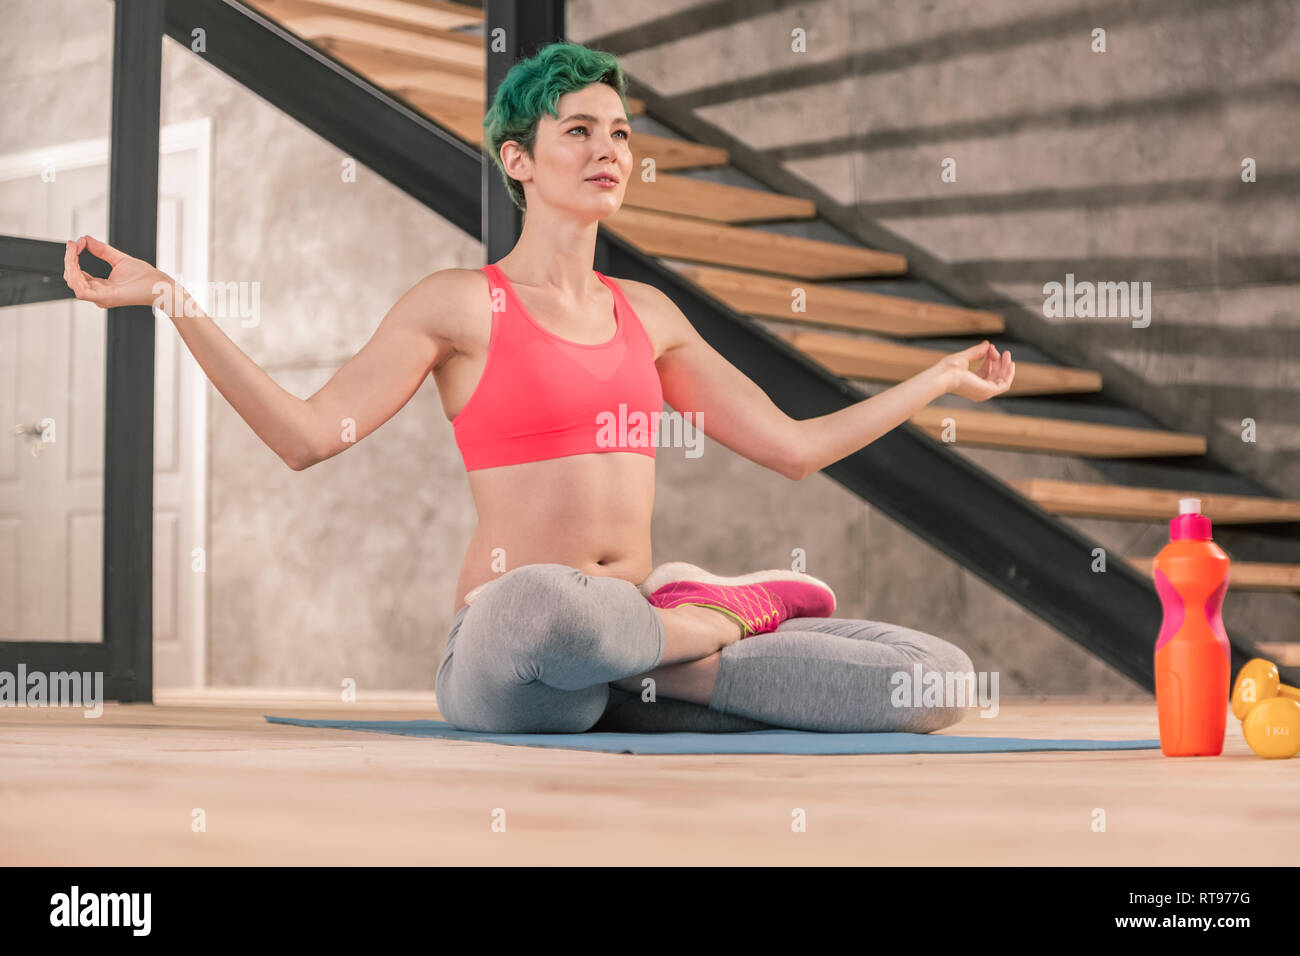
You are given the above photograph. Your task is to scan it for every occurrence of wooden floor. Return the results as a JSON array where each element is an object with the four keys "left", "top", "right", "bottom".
[{"left": 2, "top": 691, "right": 1295, "bottom": 865}]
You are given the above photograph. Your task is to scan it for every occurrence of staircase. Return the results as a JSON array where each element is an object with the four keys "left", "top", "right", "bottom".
[{"left": 171, "top": 0, "right": 1297, "bottom": 678}]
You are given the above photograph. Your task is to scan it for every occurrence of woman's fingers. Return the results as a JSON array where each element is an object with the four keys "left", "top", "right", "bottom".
[
  {"left": 982, "top": 343, "right": 1002, "bottom": 379},
  {"left": 954, "top": 341, "right": 1016, "bottom": 397},
  {"left": 957, "top": 341, "right": 991, "bottom": 379},
  {"left": 65, "top": 240, "right": 92, "bottom": 298},
  {"left": 77, "top": 277, "right": 100, "bottom": 304},
  {"left": 64, "top": 239, "right": 109, "bottom": 306},
  {"left": 64, "top": 241, "right": 86, "bottom": 297},
  {"left": 991, "top": 349, "right": 1009, "bottom": 385},
  {"left": 81, "top": 234, "right": 126, "bottom": 267}
]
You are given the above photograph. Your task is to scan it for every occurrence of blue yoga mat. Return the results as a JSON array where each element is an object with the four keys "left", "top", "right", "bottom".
[{"left": 265, "top": 716, "right": 1161, "bottom": 755}]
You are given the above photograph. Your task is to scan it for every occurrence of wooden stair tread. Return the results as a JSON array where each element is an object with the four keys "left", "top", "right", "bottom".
[
  {"left": 304, "top": 34, "right": 481, "bottom": 80},
  {"left": 670, "top": 263, "right": 1002, "bottom": 336},
  {"left": 399, "top": 89, "right": 486, "bottom": 142},
  {"left": 1010, "top": 478, "right": 1300, "bottom": 523},
  {"left": 279, "top": 12, "right": 485, "bottom": 69},
  {"left": 1256, "top": 643, "right": 1300, "bottom": 667},
  {"left": 265, "top": 15, "right": 648, "bottom": 117},
  {"left": 909, "top": 405, "right": 1207, "bottom": 457},
  {"left": 248, "top": 0, "right": 483, "bottom": 33},
  {"left": 365, "top": 66, "right": 483, "bottom": 102},
  {"left": 245, "top": 3, "right": 670, "bottom": 149},
  {"left": 784, "top": 329, "right": 1100, "bottom": 396},
  {"left": 630, "top": 134, "right": 729, "bottom": 170},
  {"left": 603, "top": 207, "right": 906, "bottom": 279},
  {"left": 622, "top": 173, "right": 815, "bottom": 223},
  {"left": 1127, "top": 557, "right": 1300, "bottom": 592},
  {"left": 269, "top": 0, "right": 659, "bottom": 110}
]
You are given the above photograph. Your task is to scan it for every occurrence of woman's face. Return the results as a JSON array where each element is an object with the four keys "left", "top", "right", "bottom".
[{"left": 505, "top": 82, "right": 632, "bottom": 220}]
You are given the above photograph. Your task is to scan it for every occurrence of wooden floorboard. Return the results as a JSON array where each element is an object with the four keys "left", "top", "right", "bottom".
[{"left": 1, "top": 695, "right": 1292, "bottom": 865}]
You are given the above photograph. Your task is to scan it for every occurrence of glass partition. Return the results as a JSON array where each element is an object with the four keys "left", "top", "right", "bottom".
[{"left": 0, "top": 0, "right": 116, "bottom": 643}]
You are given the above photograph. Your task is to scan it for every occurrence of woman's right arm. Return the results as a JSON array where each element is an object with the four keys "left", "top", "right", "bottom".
[{"left": 64, "top": 235, "right": 459, "bottom": 471}]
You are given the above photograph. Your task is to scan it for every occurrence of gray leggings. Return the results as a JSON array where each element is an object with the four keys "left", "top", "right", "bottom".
[{"left": 435, "top": 563, "right": 976, "bottom": 734}]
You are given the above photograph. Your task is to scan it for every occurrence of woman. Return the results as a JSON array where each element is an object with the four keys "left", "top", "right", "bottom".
[{"left": 63, "top": 42, "right": 1014, "bottom": 735}]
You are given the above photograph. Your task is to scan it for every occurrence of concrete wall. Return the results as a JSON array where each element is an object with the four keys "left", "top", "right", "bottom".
[
  {"left": 17, "top": 0, "right": 1292, "bottom": 695},
  {"left": 0, "top": 0, "right": 114, "bottom": 158}
]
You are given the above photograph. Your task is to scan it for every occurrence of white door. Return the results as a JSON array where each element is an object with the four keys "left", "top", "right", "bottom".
[{"left": 0, "top": 119, "right": 211, "bottom": 687}]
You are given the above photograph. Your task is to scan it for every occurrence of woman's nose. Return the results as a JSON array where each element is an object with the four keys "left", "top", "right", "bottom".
[{"left": 594, "top": 131, "right": 624, "bottom": 158}]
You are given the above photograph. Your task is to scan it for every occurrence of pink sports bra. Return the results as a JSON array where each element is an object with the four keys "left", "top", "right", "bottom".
[{"left": 451, "top": 263, "right": 664, "bottom": 472}]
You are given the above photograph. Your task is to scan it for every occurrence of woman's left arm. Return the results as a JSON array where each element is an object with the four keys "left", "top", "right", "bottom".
[{"left": 648, "top": 284, "right": 1014, "bottom": 481}]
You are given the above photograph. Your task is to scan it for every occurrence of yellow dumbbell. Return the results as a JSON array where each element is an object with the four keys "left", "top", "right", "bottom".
[
  {"left": 1242, "top": 697, "right": 1300, "bottom": 759},
  {"left": 1231, "top": 658, "right": 1300, "bottom": 719},
  {"left": 1231, "top": 658, "right": 1300, "bottom": 759}
]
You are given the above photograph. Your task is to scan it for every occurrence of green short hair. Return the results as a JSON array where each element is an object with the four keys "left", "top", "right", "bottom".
[{"left": 482, "top": 41, "right": 630, "bottom": 212}]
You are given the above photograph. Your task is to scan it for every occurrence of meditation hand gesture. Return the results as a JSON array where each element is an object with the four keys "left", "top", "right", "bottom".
[
  {"left": 63, "top": 235, "right": 172, "bottom": 310},
  {"left": 936, "top": 340, "right": 1016, "bottom": 401}
]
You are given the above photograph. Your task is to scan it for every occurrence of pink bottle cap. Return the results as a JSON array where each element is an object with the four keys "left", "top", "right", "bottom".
[{"left": 1170, "top": 497, "right": 1212, "bottom": 540}]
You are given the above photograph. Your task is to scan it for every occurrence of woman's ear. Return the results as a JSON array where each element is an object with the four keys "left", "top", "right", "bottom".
[{"left": 500, "top": 140, "right": 532, "bottom": 184}]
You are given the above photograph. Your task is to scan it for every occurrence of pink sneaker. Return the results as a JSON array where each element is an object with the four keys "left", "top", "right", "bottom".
[{"left": 639, "top": 562, "right": 836, "bottom": 638}]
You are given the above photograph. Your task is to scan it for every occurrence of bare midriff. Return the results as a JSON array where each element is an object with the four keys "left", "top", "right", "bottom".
[
  {"left": 452, "top": 450, "right": 655, "bottom": 614},
  {"left": 436, "top": 266, "right": 668, "bottom": 616}
]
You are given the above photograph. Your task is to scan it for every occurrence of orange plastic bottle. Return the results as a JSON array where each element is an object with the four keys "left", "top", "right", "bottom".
[{"left": 1153, "top": 497, "right": 1231, "bottom": 756}]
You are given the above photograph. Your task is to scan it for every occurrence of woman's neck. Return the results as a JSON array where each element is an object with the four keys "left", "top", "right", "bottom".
[{"left": 499, "top": 210, "right": 602, "bottom": 297}]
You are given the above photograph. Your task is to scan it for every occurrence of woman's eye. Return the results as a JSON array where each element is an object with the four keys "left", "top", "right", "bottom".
[{"left": 567, "top": 127, "right": 629, "bottom": 140}]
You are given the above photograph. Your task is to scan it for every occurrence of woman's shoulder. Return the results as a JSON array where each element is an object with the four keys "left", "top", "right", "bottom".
[
  {"left": 414, "top": 267, "right": 495, "bottom": 319},
  {"left": 421, "top": 266, "right": 490, "bottom": 298},
  {"left": 603, "top": 275, "right": 671, "bottom": 317},
  {"left": 600, "top": 276, "right": 681, "bottom": 358},
  {"left": 398, "top": 268, "right": 494, "bottom": 360}
]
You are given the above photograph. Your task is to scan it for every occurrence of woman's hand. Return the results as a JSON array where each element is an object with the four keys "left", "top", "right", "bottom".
[
  {"left": 63, "top": 235, "right": 173, "bottom": 310},
  {"left": 934, "top": 340, "right": 1015, "bottom": 401}
]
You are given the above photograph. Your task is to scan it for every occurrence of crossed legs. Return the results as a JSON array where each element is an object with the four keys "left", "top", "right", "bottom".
[
  {"left": 435, "top": 563, "right": 974, "bottom": 735},
  {"left": 602, "top": 614, "right": 976, "bottom": 733}
]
